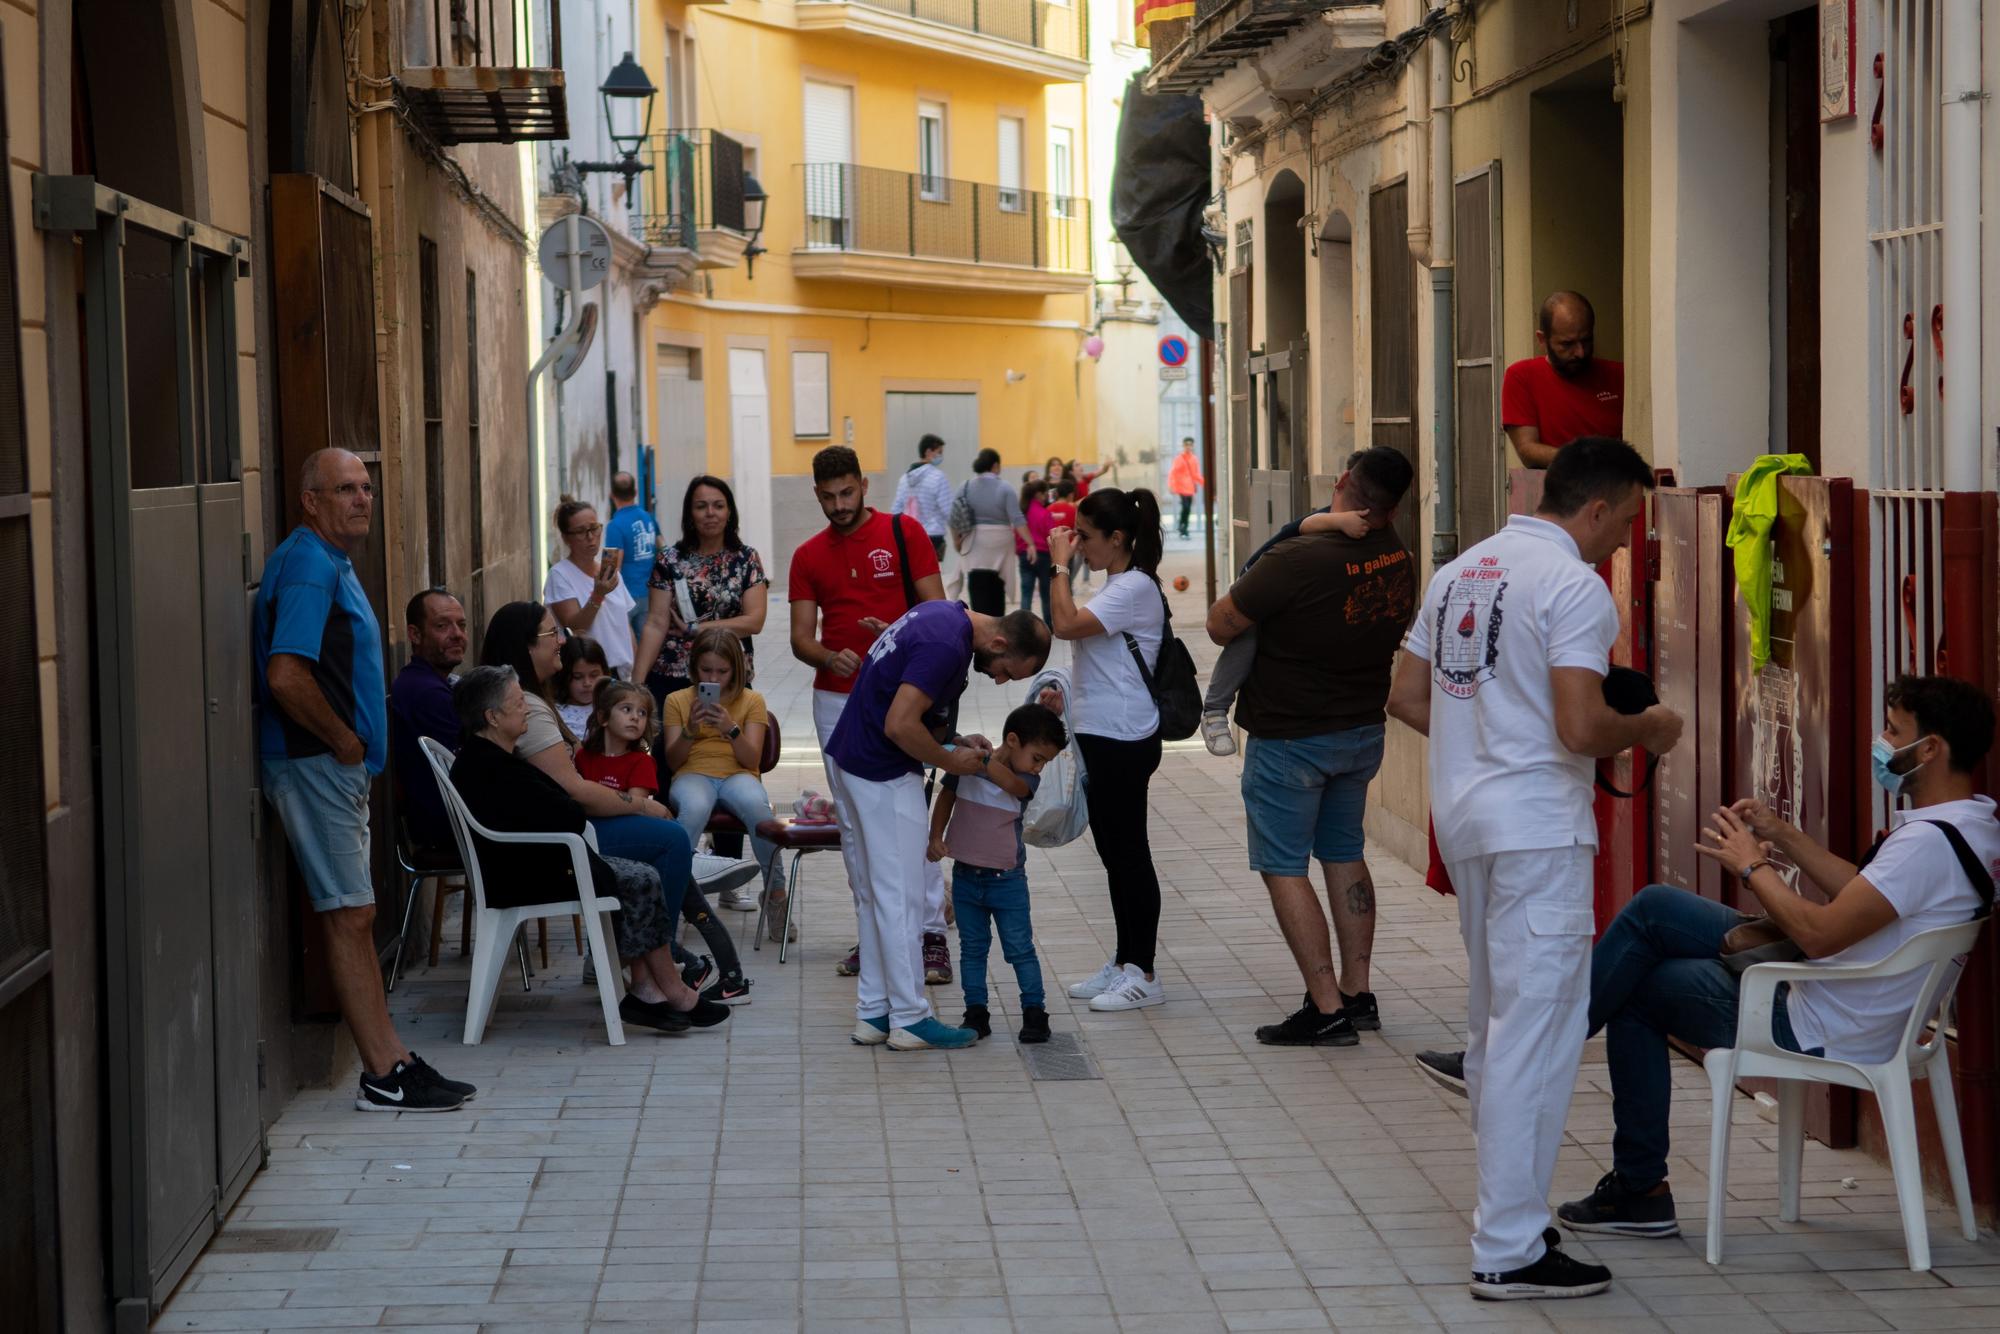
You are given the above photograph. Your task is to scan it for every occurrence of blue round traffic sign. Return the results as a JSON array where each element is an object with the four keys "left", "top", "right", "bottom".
[{"left": 1158, "top": 335, "right": 1189, "bottom": 367}]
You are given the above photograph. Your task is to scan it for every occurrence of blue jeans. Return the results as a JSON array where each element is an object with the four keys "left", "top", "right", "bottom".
[
  {"left": 669, "top": 771, "right": 780, "bottom": 882},
  {"left": 588, "top": 815, "right": 693, "bottom": 961},
  {"left": 262, "top": 754, "right": 376, "bottom": 910},
  {"left": 1241, "top": 725, "right": 1385, "bottom": 874},
  {"left": 1591, "top": 884, "right": 1818, "bottom": 1189},
  {"left": 952, "top": 864, "right": 1043, "bottom": 1010}
]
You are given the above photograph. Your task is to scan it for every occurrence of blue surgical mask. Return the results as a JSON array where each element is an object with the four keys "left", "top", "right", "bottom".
[{"left": 1871, "top": 736, "right": 1930, "bottom": 797}]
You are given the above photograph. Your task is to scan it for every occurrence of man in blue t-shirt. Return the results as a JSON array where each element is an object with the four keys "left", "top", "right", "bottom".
[
  {"left": 824, "top": 601, "right": 1050, "bottom": 1050},
  {"left": 255, "top": 448, "right": 474, "bottom": 1113},
  {"left": 603, "top": 471, "right": 658, "bottom": 639}
]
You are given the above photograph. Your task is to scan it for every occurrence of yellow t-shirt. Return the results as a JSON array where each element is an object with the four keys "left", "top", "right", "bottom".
[{"left": 664, "top": 687, "right": 768, "bottom": 779}]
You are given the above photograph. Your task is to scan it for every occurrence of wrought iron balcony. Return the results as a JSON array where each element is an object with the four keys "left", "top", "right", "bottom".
[
  {"left": 795, "top": 163, "right": 1092, "bottom": 294},
  {"left": 795, "top": 0, "right": 1089, "bottom": 82},
  {"left": 1149, "top": 0, "right": 1382, "bottom": 96},
  {"left": 398, "top": 0, "right": 568, "bottom": 145},
  {"left": 630, "top": 131, "right": 753, "bottom": 274}
]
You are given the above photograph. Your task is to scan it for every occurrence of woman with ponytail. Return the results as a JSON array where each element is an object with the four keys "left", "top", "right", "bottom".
[{"left": 1045, "top": 487, "right": 1170, "bottom": 1012}]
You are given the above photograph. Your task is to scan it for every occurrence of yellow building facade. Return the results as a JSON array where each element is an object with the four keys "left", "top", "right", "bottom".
[{"left": 641, "top": 0, "right": 1096, "bottom": 583}]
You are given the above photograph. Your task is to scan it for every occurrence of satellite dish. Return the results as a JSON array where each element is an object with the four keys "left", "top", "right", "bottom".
[{"left": 553, "top": 302, "right": 599, "bottom": 382}]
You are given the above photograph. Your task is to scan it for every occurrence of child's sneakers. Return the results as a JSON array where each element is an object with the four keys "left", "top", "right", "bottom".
[
  {"left": 1201, "top": 712, "right": 1237, "bottom": 757},
  {"left": 961, "top": 1005, "right": 992, "bottom": 1039},
  {"left": 887, "top": 1016, "right": 978, "bottom": 1050},
  {"left": 923, "top": 932, "right": 953, "bottom": 984},
  {"left": 835, "top": 944, "right": 861, "bottom": 976},
  {"left": 1088, "top": 964, "right": 1165, "bottom": 1011},
  {"left": 1019, "top": 1006, "right": 1052, "bottom": 1044},
  {"left": 1067, "top": 960, "right": 1124, "bottom": 999}
]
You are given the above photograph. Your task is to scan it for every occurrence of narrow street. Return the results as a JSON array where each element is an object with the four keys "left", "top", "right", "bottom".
[{"left": 157, "top": 549, "right": 2000, "bottom": 1334}]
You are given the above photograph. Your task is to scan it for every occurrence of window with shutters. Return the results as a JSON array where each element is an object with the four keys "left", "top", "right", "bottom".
[
  {"left": 466, "top": 269, "right": 484, "bottom": 634},
  {"left": 803, "top": 79, "right": 855, "bottom": 249},
  {"left": 419, "top": 237, "right": 445, "bottom": 588},
  {"left": 1049, "top": 127, "right": 1074, "bottom": 219},
  {"left": 1453, "top": 164, "right": 1503, "bottom": 553},
  {"left": 998, "top": 116, "right": 1025, "bottom": 212},
  {"left": 792, "top": 349, "right": 831, "bottom": 438},
  {"left": 1368, "top": 181, "right": 1419, "bottom": 556}
]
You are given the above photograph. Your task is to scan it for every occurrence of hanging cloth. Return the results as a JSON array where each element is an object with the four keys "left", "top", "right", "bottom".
[{"left": 1725, "top": 453, "right": 1814, "bottom": 673}]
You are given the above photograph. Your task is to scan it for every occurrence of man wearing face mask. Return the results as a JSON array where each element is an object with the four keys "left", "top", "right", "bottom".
[
  {"left": 1502, "top": 291, "right": 1624, "bottom": 470},
  {"left": 1556, "top": 674, "right": 1998, "bottom": 1244}
]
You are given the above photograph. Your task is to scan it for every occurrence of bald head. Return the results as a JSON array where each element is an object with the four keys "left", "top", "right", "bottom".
[
  {"left": 1536, "top": 291, "right": 1598, "bottom": 380},
  {"left": 298, "top": 448, "right": 374, "bottom": 551}
]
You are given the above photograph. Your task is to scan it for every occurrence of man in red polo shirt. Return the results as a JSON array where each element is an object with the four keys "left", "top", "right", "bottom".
[
  {"left": 790, "top": 445, "right": 953, "bottom": 979},
  {"left": 1502, "top": 291, "right": 1624, "bottom": 469}
]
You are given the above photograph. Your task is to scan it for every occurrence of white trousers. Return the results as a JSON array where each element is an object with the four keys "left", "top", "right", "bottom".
[
  {"left": 1446, "top": 843, "right": 1596, "bottom": 1274},
  {"left": 823, "top": 757, "right": 933, "bottom": 1027},
  {"left": 813, "top": 688, "right": 946, "bottom": 933}
]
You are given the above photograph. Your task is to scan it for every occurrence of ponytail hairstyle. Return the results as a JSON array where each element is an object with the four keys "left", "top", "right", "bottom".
[
  {"left": 583, "top": 679, "right": 658, "bottom": 755},
  {"left": 1076, "top": 487, "right": 1164, "bottom": 581},
  {"left": 1020, "top": 478, "right": 1049, "bottom": 513},
  {"left": 553, "top": 494, "right": 596, "bottom": 542}
]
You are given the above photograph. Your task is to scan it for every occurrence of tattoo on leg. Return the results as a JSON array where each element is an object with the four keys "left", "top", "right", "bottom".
[
  {"left": 1312, "top": 963, "right": 1336, "bottom": 978},
  {"left": 1345, "top": 876, "right": 1376, "bottom": 916}
]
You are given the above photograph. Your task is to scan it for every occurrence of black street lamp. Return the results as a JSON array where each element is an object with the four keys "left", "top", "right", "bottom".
[
  {"left": 742, "top": 172, "right": 768, "bottom": 278},
  {"left": 572, "top": 52, "right": 658, "bottom": 192}
]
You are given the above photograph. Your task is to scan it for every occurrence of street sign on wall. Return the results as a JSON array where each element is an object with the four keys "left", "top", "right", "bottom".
[{"left": 1158, "top": 334, "right": 1189, "bottom": 367}]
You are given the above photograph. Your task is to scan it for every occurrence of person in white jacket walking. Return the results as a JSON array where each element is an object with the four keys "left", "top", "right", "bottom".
[{"left": 892, "top": 434, "right": 954, "bottom": 559}]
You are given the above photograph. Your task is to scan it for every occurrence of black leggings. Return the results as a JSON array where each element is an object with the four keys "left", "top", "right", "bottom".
[{"left": 1075, "top": 731, "right": 1163, "bottom": 974}]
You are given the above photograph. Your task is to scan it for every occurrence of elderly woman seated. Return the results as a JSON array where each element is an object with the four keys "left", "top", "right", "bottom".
[{"left": 447, "top": 664, "right": 730, "bottom": 1034}]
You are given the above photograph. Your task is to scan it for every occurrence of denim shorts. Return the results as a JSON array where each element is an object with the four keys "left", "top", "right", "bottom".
[
  {"left": 1241, "top": 725, "right": 1386, "bottom": 875},
  {"left": 263, "top": 753, "right": 376, "bottom": 912}
]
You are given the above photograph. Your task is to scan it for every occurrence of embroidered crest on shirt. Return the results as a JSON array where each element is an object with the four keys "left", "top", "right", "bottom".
[
  {"left": 1434, "top": 559, "right": 1507, "bottom": 699},
  {"left": 869, "top": 547, "right": 894, "bottom": 575}
]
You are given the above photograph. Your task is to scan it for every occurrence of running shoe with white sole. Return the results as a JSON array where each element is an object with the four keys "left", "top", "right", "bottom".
[
  {"left": 1088, "top": 964, "right": 1164, "bottom": 1012},
  {"left": 836, "top": 944, "right": 861, "bottom": 976},
  {"left": 718, "top": 884, "right": 759, "bottom": 911},
  {"left": 1416, "top": 1048, "right": 1468, "bottom": 1098},
  {"left": 1557, "top": 1171, "right": 1682, "bottom": 1238},
  {"left": 887, "top": 1016, "right": 978, "bottom": 1051},
  {"left": 356, "top": 1060, "right": 466, "bottom": 1113},
  {"left": 1200, "top": 711, "right": 1237, "bottom": 757},
  {"left": 1470, "top": 1239, "right": 1612, "bottom": 1301},
  {"left": 1067, "top": 960, "right": 1123, "bottom": 999},
  {"left": 851, "top": 1015, "right": 891, "bottom": 1045},
  {"left": 693, "top": 853, "right": 760, "bottom": 896}
]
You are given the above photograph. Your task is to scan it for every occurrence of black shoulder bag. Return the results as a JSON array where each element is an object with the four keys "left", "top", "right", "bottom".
[{"left": 1122, "top": 581, "right": 1203, "bottom": 742}]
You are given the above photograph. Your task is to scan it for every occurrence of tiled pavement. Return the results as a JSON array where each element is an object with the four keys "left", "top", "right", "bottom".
[{"left": 161, "top": 545, "right": 2000, "bottom": 1332}]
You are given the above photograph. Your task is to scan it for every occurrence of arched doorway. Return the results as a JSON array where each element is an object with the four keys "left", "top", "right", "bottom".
[
  {"left": 1318, "top": 210, "right": 1356, "bottom": 477},
  {"left": 1248, "top": 170, "right": 1310, "bottom": 547}
]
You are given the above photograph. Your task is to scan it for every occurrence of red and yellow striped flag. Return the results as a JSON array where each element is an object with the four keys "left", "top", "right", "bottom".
[{"left": 1134, "top": 0, "right": 1197, "bottom": 48}]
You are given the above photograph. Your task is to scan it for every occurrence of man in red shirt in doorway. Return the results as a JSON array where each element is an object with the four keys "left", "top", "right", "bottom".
[
  {"left": 1502, "top": 290, "right": 1624, "bottom": 468},
  {"left": 789, "top": 445, "right": 956, "bottom": 982}
]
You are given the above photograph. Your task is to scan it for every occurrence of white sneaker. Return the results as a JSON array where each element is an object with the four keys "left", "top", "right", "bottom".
[
  {"left": 1200, "top": 712, "right": 1237, "bottom": 757},
  {"left": 718, "top": 884, "right": 759, "bottom": 911},
  {"left": 1089, "top": 964, "right": 1164, "bottom": 1011},
  {"left": 693, "top": 853, "right": 759, "bottom": 895},
  {"left": 1067, "top": 960, "right": 1124, "bottom": 1000}
]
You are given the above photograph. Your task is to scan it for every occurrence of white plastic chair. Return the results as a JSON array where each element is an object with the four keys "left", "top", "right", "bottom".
[
  {"left": 418, "top": 737, "right": 627, "bottom": 1047},
  {"left": 1704, "top": 918, "right": 1984, "bottom": 1271}
]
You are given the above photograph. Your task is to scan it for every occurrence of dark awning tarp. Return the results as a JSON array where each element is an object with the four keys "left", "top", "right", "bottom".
[{"left": 1111, "top": 73, "right": 1212, "bottom": 340}]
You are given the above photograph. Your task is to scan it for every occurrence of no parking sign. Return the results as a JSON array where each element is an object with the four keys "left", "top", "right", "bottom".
[{"left": 1157, "top": 334, "right": 1189, "bottom": 367}]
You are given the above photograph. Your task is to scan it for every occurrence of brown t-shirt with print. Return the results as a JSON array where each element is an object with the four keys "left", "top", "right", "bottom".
[{"left": 1231, "top": 526, "right": 1416, "bottom": 739}]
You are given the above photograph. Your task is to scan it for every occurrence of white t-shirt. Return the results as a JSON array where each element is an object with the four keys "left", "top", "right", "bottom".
[
  {"left": 1786, "top": 796, "right": 2000, "bottom": 1065},
  {"left": 1403, "top": 515, "right": 1620, "bottom": 861},
  {"left": 1071, "top": 570, "right": 1164, "bottom": 741},
  {"left": 543, "top": 559, "right": 636, "bottom": 676}
]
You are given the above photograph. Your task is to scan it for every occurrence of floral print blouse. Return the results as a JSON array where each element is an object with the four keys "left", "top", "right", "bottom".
[{"left": 646, "top": 543, "right": 769, "bottom": 682}]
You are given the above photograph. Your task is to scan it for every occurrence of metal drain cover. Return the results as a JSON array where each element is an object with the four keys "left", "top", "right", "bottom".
[
  {"left": 207, "top": 1227, "right": 336, "bottom": 1253},
  {"left": 1022, "top": 1031, "right": 1102, "bottom": 1081}
]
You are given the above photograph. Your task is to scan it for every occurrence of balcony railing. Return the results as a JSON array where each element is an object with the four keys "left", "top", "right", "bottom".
[
  {"left": 800, "top": 0, "right": 1087, "bottom": 61},
  {"left": 798, "top": 163, "right": 1090, "bottom": 273},
  {"left": 398, "top": 0, "right": 568, "bottom": 144},
  {"left": 633, "top": 131, "right": 747, "bottom": 251}
]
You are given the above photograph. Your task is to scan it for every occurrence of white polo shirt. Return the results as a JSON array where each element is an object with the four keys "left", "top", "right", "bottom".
[
  {"left": 1404, "top": 515, "right": 1620, "bottom": 862},
  {"left": 1788, "top": 795, "right": 2000, "bottom": 1065}
]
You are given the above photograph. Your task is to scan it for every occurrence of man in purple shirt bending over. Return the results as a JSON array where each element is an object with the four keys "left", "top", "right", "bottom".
[{"left": 826, "top": 601, "right": 1051, "bottom": 1050}]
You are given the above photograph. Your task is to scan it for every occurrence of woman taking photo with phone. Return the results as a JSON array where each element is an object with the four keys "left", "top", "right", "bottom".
[
  {"left": 545, "top": 496, "right": 636, "bottom": 678},
  {"left": 660, "top": 628, "right": 788, "bottom": 937}
]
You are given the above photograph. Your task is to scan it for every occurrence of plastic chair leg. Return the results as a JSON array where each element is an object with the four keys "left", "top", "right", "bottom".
[
  {"left": 462, "top": 907, "right": 517, "bottom": 1045},
  {"left": 1703, "top": 1050, "right": 1738, "bottom": 1266},
  {"left": 1776, "top": 1080, "right": 1805, "bottom": 1223},
  {"left": 580, "top": 906, "right": 627, "bottom": 1046},
  {"left": 1925, "top": 1057, "right": 1979, "bottom": 1242},
  {"left": 388, "top": 872, "right": 424, "bottom": 993},
  {"left": 1872, "top": 1073, "right": 1933, "bottom": 1271}
]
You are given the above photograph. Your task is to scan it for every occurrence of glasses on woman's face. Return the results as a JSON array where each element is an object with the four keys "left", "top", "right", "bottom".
[
  {"left": 536, "top": 625, "right": 562, "bottom": 640},
  {"left": 566, "top": 523, "right": 603, "bottom": 539}
]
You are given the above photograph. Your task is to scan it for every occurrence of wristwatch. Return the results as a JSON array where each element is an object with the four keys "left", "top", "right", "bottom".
[
  {"left": 726, "top": 724, "right": 743, "bottom": 741},
  {"left": 1739, "top": 858, "right": 1772, "bottom": 886}
]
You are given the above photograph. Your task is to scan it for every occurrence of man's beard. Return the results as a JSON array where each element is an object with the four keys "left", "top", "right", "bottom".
[
  {"left": 1550, "top": 353, "right": 1591, "bottom": 380},
  {"left": 972, "top": 646, "right": 998, "bottom": 675},
  {"left": 825, "top": 506, "right": 862, "bottom": 531}
]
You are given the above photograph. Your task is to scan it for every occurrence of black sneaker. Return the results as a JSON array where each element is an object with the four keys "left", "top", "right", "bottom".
[
  {"left": 620, "top": 994, "right": 694, "bottom": 1034},
  {"left": 1470, "top": 1236, "right": 1613, "bottom": 1301},
  {"left": 678, "top": 997, "right": 732, "bottom": 1029},
  {"left": 1254, "top": 1003, "right": 1358, "bottom": 1047},
  {"left": 1019, "top": 1006, "right": 1051, "bottom": 1044},
  {"left": 1416, "top": 1049, "right": 1467, "bottom": 1097},
  {"left": 404, "top": 1052, "right": 477, "bottom": 1102},
  {"left": 680, "top": 955, "right": 715, "bottom": 992},
  {"left": 962, "top": 1005, "right": 991, "bottom": 1039},
  {"left": 702, "top": 974, "right": 754, "bottom": 1006},
  {"left": 1338, "top": 990, "right": 1380, "bottom": 1031},
  {"left": 357, "top": 1060, "right": 467, "bottom": 1112},
  {"left": 1558, "top": 1171, "right": 1681, "bottom": 1238}
]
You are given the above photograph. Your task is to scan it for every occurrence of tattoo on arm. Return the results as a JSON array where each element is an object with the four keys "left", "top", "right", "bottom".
[{"left": 1345, "top": 876, "right": 1376, "bottom": 916}]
